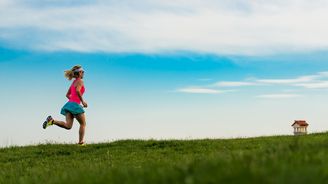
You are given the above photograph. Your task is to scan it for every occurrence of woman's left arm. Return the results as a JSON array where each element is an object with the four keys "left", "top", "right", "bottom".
[{"left": 76, "top": 80, "right": 88, "bottom": 108}]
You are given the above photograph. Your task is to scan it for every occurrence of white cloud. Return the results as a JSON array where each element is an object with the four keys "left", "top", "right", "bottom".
[
  {"left": 256, "top": 75, "right": 319, "bottom": 84},
  {"left": 177, "top": 87, "right": 231, "bottom": 94},
  {"left": 180, "top": 71, "right": 328, "bottom": 95},
  {"left": 212, "top": 72, "right": 328, "bottom": 89},
  {"left": 317, "top": 72, "right": 328, "bottom": 77},
  {"left": 256, "top": 94, "right": 303, "bottom": 99},
  {"left": 294, "top": 81, "right": 328, "bottom": 89},
  {"left": 255, "top": 73, "right": 328, "bottom": 89},
  {"left": 1, "top": 0, "right": 328, "bottom": 54}
]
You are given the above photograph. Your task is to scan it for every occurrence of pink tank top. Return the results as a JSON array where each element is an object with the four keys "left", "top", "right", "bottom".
[{"left": 69, "top": 79, "right": 85, "bottom": 104}]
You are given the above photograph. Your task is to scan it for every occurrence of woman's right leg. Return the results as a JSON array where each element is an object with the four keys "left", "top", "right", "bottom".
[
  {"left": 53, "top": 112, "right": 74, "bottom": 130},
  {"left": 75, "top": 113, "right": 86, "bottom": 144}
]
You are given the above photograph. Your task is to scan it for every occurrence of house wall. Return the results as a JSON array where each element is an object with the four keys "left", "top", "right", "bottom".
[
  {"left": 294, "top": 127, "right": 307, "bottom": 132},
  {"left": 293, "top": 126, "right": 308, "bottom": 135}
]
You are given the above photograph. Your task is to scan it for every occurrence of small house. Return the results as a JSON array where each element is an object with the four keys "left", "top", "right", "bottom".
[{"left": 291, "top": 120, "right": 309, "bottom": 135}]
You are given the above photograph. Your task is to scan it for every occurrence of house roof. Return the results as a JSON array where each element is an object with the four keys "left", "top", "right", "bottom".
[{"left": 291, "top": 120, "right": 309, "bottom": 127}]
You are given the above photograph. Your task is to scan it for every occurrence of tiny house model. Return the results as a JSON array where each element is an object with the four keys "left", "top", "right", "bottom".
[{"left": 291, "top": 120, "right": 308, "bottom": 135}]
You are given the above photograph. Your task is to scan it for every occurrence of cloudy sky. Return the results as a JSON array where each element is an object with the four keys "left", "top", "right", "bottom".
[{"left": 1, "top": 0, "right": 328, "bottom": 146}]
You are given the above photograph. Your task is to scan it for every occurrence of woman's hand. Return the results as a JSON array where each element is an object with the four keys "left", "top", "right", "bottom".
[{"left": 82, "top": 100, "right": 88, "bottom": 108}]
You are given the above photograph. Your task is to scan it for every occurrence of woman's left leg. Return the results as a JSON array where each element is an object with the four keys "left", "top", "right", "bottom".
[
  {"left": 53, "top": 112, "right": 74, "bottom": 130},
  {"left": 75, "top": 113, "right": 86, "bottom": 144}
]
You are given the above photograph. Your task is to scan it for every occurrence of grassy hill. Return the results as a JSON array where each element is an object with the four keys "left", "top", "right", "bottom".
[{"left": 1, "top": 133, "right": 328, "bottom": 184}]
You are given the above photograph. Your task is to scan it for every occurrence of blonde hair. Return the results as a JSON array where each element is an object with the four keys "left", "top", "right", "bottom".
[{"left": 64, "top": 65, "right": 82, "bottom": 80}]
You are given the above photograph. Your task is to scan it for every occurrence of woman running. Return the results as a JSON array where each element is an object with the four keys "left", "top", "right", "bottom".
[{"left": 43, "top": 65, "right": 88, "bottom": 145}]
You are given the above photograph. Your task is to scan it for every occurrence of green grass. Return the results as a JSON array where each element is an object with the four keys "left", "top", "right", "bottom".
[{"left": 2, "top": 133, "right": 328, "bottom": 183}]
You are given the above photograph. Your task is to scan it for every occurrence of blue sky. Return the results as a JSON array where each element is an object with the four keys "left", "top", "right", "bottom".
[{"left": 1, "top": 0, "right": 328, "bottom": 146}]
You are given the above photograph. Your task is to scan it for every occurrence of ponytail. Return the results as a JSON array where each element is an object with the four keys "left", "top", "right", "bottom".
[{"left": 64, "top": 65, "right": 82, "bottom": 80}]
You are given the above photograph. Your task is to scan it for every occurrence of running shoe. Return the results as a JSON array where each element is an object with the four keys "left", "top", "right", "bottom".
[
  {"left": 78, "top": 141, "right": 86, "bottom": 146},
  {"left": 43, "top": 115, "right": 54, "bottom": 129}
]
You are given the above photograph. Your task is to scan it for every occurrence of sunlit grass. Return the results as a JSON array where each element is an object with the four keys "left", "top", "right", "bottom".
[{"left": 1, "top": 133, "right": 328, "bottom": 183}]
